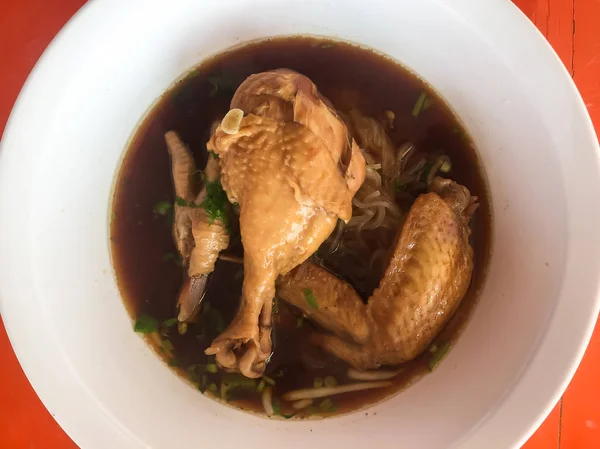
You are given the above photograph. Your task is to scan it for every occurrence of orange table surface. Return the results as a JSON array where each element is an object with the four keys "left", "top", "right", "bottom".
[{"left": 1, "top": 0, "right": 599, "bottom": 448}]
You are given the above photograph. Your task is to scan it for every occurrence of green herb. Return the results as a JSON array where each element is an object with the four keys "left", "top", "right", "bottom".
[
  {"left": 257, "top": 379, "right": 266, "bottom": 393},
  {"left": 163, "top": 318, "right": 178, "bottom": 328},
  {"left": 162, "top": 252, "right": 177, "bottom": 262},
  {"left": 162, "top": 339, "right": 174, "bottom": 352},
  {"left": 205, "top": 307, "right": 226, "bottom": 333},
  {"left": 324, "top": 376, "right": 337, "bottom": 387},
  {"left": 187, "top": 364, "right": 203, "bottom": 382},
  {"left": 412, "top": 91, "right": 434, "bottom": 117},
  {"left": 429, "top": 343, "right": 438, "bottom": 353},
  {"left": 296, "top": 317, "right": 304, "bottom": 328},
  {"left": 162, "top": 252, "right": 183, "bottom": 267},
  {"left": 319, "top": 398, "right": 337, "bottom": 413},
  {"left": 153, "top": 200, "right": 172, "bottom": 216},
  {"left": 134, "top": 314, "right": 159, "bottom": 333},
  {"left": 262, "top": 375, "right": 276, "bottom": 386},
  {"left": 440, "top": 158, "right": 452, "bottom": 173},
  {"left": 428, "top": 341, "right": 451, "bottom": 372},
  {"left": 199, "top": 374, "right": 208, "bottom": 392},
  {"left": 178, "top": 321, "right": 188, "bottom": 335},
  {"left": 220, "top": 373, "right": 256, "bottom": 401},
  {"left": 207, "top": 383, "right": 218, "bottom": 394},
  {"left": 207, "top": 73, "right": 239, "bottom": 97},
  {"left": 205, "top": 364, "right": 218, "bottom": 373},
  {"left": 200, "top": 180, "right": 230, "bottom": 232},
  {"left": 313, "top": 377, "right": 324, "bottom": 388},
  {"left": 420, "top": 162, "right": 433, "bottom": 182},
  {"left": 303, "top": 288, "right": 318, "bottom": 309},
  {"left": 208, "top": 150, "right": 219, "bottom": 160},
  {"left": 272, "top": 397, "right": 281, "bottom": 415},
  {"left": 175, "top": 196, "right": 189, "bottom": 207}
]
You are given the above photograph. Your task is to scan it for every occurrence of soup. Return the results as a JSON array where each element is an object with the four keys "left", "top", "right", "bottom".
[{"left": 111, "top": 36, "right": 491, "bottom": 419}]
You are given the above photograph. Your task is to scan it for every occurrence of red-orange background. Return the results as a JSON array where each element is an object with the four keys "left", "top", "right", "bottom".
[{"left": 0, "top": 1, "right": 599, "bottom": 447}]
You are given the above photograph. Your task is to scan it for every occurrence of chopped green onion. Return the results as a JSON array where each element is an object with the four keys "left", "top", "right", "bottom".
[
  {"left": 324, "top": 376, "right": 338, "bottom": 387},
  {"left": 206, "top": 73, "right": 238, "bottom": 97},
  {"left": 272, "top": 397, "right": 281, "bottom": 415},
  {"left": 162, "top": 252, "right": 177, "bottom": 262},
  {"left": 306, "top": 406, "right": 319, "bottom": 415},
  {"left": 319, "top": 398, "right": 336, "bottom": 412},
  {"left": 175, "top": 196, "right": 188, "bottom": 207},
  {"left": 440, "top": 159, "right": 452, "bottom": 173},
  {"left": 178, "top": 321, "right": 188, "bottom": 335},
  {"left": 163, "top": 318, "right": 178, "bottom": 328},
  {"left": 207, "top": 383, "right": 218, "bottom": 394},
  {"left": 205, "top": 364, "right": 218, "bottom": 373},
  {"left": 162, "top": 339, "right": 174, "bottom": 352},
  {"left": 303, "top": 288, "right": 318, "bottom": 309},
  {"left": 134, "top": 314, "right": 159, "bottom": 333},
  {"left": 412, "top": 91, "right": 434, "bottom": 117},
  {"left": 428, "top": 341, "right": 451, "bottom": 372},
  {"left": 296, "top": 317, "right": 304, "bottom": 328},
  {"left": 220, "top": 373, "right": 257, "bottom": 401},
  {"left": 208, "top": 150, "right": 219, "bottom": 159},
  {"left": 153, "top": 200, "right": 172, "bottom": 216},
  {"left": 313, "top": 377, "right": 324, "bottom": 388},
  {"left": 262, "top": 375, "right": 276, "bottom": 386},
  {"left": 187, "top": 364, "right": 202, "bottom": 382},
  {"left": 257, "top": 379, "right": 266, "bottom": 393},
  {"left": 205, "top": 307, "right": 226, "bottom": 333}
]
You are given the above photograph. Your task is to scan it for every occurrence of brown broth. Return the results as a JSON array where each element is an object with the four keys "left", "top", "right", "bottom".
[{"left": 111, "top": 36, "right": 491, "bottom": 418}]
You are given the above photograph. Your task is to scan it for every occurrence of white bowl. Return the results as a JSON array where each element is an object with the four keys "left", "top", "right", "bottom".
[{"left": 1, "top": 0, "right": 599, "bottom": 448}]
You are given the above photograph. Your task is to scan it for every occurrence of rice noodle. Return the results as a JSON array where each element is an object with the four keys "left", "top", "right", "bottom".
[
  {"left": 281, "top": 381, "right": 392, "bottom": 401},
  {"left": 218, "top": 253, "right": 243, "bottom": 264},
  {"left": 262, "top": 386, "right": 274, "bottom": 417},
  {"left": 347, "top": 368, "right": 404, "bottom": 381},
  {"left": 291, "top": 399, "right": 314, "bottom": 410}
]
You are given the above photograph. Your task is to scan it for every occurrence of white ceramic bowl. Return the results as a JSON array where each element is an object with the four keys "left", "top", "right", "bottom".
[{"left": 1, "top": 0, "right": 600, "bottom": 448}]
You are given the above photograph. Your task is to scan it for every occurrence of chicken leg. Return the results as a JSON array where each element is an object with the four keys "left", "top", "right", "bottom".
[{"left": 205, "top": 70, "right": 366, "bottom": 377}]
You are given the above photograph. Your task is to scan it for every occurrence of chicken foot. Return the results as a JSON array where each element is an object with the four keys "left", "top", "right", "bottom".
[{"left": 165, "top": 131, "right": 230, "bottom": 323}]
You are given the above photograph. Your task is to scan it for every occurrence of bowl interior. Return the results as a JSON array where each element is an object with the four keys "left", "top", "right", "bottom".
[{"left": 1, "top": 1, "right": 599, "bottom": 448}]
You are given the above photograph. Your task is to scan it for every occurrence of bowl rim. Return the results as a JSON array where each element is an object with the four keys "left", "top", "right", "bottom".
[{"left": 1, "top": 0, "right": 599, "bottom": 448}]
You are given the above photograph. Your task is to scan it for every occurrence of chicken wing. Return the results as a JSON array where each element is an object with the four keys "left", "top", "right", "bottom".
[{"left": 279, "top": 178, "right": 477, "bottom": 370}]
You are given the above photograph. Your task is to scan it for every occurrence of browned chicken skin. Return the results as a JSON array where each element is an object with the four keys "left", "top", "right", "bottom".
[
  {"left": 278, "top": 177, "right": 477, "bottom": 370},
  {"left": 205, "top": 70, "right": 366, "bottom": 377},
  {"left": 165, "top": 131, "right": 230, "bottom": 322}
]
